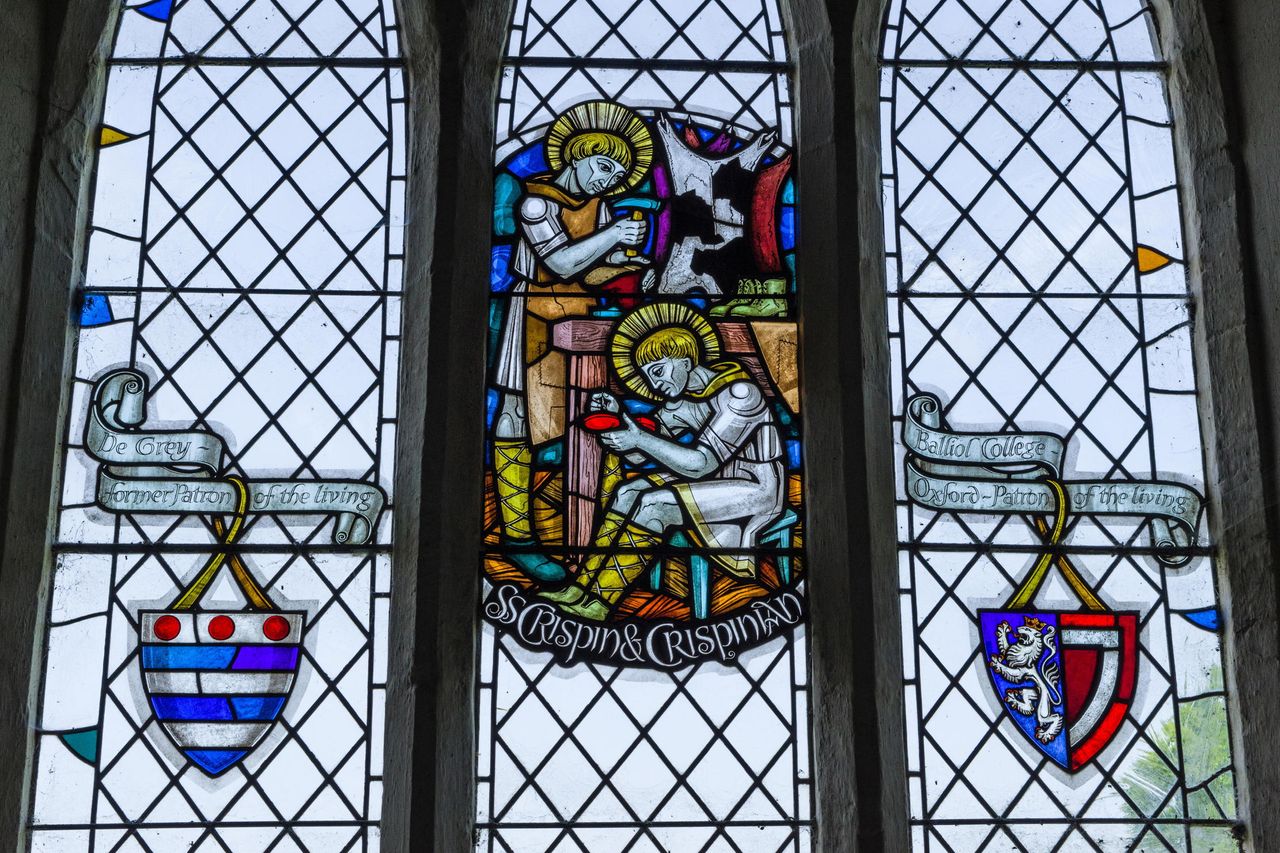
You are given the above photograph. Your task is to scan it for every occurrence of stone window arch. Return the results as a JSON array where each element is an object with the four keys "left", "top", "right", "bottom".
[{"left": 1, "top": 0, "right": 1279, "bottom": 851}]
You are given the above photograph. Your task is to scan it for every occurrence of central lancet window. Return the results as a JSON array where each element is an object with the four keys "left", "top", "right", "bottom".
[{"left": 475, "top": 0, "right": 813, "bottom": 849}]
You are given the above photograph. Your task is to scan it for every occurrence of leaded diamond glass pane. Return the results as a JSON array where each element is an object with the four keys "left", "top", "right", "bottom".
[
  {"left": 880, "top": 1, "right": 1240, "bottom": 849},
  {"left": 28, "top": 1, "right": 405, "bottom": 848}
]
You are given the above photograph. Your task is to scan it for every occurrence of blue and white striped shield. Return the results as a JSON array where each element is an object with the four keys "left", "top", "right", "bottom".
[{"left": 139, "top": 610, "right": 305, "bottom": 776}]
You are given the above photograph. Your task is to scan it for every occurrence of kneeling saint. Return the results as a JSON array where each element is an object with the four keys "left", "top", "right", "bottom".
[{"left": 541, "top": 303, "right": 787, "bottom": 620}]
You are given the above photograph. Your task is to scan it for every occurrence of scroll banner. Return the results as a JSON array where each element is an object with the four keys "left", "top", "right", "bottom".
[
  {"left": 903, "top": 394, "right": 1202, "bottom": 567},
  {"left": 86, "top": 369, "right": 385, "bottom": 545}
]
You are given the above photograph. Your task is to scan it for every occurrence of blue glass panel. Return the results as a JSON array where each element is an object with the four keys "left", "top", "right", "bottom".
[
  {"left": 780, "top": 205, "right": 796, "bottom": 251},
  {"left": 135, "top": 0, "right": 173, "bottom": 22},
  {"left": 491, "top": 244, "right": 514, "bottom": 293},
  {"left": 506, "top": 145, "right": 548, "bottom": 179},
  {"left": 183, "top": 749, "right": 247, "bottom": 775},
  {"left": 230, "top": 646, "right": 299, "bottom": 671},
  {"left": 494, "top": 173, "right": 522, "bottom": 237},
  {"left": 229, "top": 696, "right": 288, "bottom": 720},
  {"left": 150, "top": 696, "right": 233, "bottom": 721},
  {"left": 141, "top": 645, "right": 237, "bottom": 671},
  {"left": 1182, "top": 608, "right": 1221, "bottom": 631},
  {"left": 58, "top": 729, "right": 99, "bottom": 765}
]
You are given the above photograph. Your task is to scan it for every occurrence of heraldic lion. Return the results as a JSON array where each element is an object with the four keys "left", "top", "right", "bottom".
[{"left": 990, "top": 617, "right": 1065, "bottom": 744}]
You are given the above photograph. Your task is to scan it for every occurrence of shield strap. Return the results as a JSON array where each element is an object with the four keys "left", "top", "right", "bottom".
[
  {"left": 1006, "top": 479, "right": 1107, "bottom": 612},
  {"left": 169, "top": 477, "right": 275, "bottom": 612}
]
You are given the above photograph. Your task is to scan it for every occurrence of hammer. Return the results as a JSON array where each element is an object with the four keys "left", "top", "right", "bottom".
[
  {"left": 611, "top": 197, "right": 662, "bottom": 259},
  {"left": 625, "top": 210, "right": 642, "bottom": 258}
]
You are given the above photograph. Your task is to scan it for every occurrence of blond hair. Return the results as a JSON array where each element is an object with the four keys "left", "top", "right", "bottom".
[
  {"left": 636, "top": 326, "right": 700, "bottom": 366},
  {"left": 563, "top": 132, "right": 633, "bottom": 171}
]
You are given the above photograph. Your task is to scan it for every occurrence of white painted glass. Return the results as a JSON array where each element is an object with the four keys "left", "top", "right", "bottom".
[
  {"left": 880, "top": 2, "right": 1240, "bottom": 850},
  {"left": 29, "top": 1, "right": 406, "bottom": 849}
]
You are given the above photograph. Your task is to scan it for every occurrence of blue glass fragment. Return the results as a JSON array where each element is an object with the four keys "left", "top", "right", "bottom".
[
  {"left": 786, "top": 440, "right": 802, "bottom": 470},
  {"left": 536, "top": 441, "right": 563, "bottom": 467},
  {"left": 781, "top": 176, "right": 796, "bottom": 204},
  {"left": 141, "top": 645, "right": 237, "bottom": 670},
  {"left": 491, "top": 244, "right": 514, "bottom": 292},
  {"left": 507, "top": 145, "right": 548, "bottom": 179},
  {"left": 494, "top": 173, "right": 522, "bottom": 237},
  {"left": 151, "top": 695, "right": 232, "bottom": 721},
  {"left": 780, "top": 206, "right": 796, "bottom": 251},
  {"left": 230, "top": 695, "right": 288, "bottom": 720},
  {"left": 232, "top": 645, "right": 299, "bottom": 670},
  {"left": 184, "top": 749, "right": 246, "bottom": 775},
  {"left": 488, "top": 297, "right": 508, "bottom": 372},
  {"left": 610, "top": 197, "right": 662, "bottom": 213},
  {"left": 135, "top": 0, "right": 174, "bottom": 22},
  {"left": 79, "top": 292, "right": 113, "bottom": 327},
  {"left": 486, "top": 388, "right": 499, "bottom": 432},
  {"left": 1181, "top": 608, "right": 1220, "bottom": 631}
]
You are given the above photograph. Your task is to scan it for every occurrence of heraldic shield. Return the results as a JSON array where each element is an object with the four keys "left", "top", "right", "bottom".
[
  {"left": 974, "top": 481, "right": 1141, "bottom": 773},
  {"left": 136, "top": 477, "right": 306, "bottom": 777},
  {"left": 139, "top": 609, "right": 305, "bottom": 776},
  {"left": 84, "top": 370, "right": 387, "bottom": 777},
  {"left": 900, "top": 393, "right": 1210, "bottom": 773},
  {"left": 979, "top": 610, "right": 1138, "bottom": 772}
]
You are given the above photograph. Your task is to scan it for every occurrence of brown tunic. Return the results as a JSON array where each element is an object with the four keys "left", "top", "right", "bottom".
[{"left": 494, "top": 177, "right": 638, "bottom": 444}]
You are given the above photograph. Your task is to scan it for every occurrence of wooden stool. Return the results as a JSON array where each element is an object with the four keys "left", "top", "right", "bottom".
[{"left": 650, "top": 509, "right": 800, "bottom": 620}]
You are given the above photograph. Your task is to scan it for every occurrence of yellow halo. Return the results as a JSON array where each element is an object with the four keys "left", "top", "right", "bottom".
[
  {"left": 610, "top": 303, "right": 722, "bottom": 401},
  {"left": 546, "top": 100, "right": 654, "bottom": 196}
]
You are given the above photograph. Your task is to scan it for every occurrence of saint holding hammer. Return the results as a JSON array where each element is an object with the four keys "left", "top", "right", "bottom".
[{"left": 491, "top": 100, "right": 659, "bottom": 581}]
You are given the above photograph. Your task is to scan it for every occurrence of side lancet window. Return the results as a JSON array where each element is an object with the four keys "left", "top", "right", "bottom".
[
  {"left": 879, "top": 1, "right": 1240, "bottom": 850},
  {"left": 28, "top": 1, "right": 406, "bottom": 849},
  {"left": 477, "top": 0, "right": 813, "bottom": 849}
]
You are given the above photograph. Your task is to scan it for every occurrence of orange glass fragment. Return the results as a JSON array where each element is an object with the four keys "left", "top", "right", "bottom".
[{"left": 1137, "top": 245, "right": 1173, "bottom": 274}]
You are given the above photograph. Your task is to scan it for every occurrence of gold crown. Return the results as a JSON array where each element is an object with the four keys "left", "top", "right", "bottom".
[{"left": 1022, "top": 616, "right": 1046, "bottom": 632}]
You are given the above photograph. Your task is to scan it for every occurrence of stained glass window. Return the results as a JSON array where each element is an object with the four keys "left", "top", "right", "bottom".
[
  {"left": 477, "top": 0, "right": 812, "bottom": 849},
  {"left": 28, "top": 0, "right": 405, "bottom": 849},
  {"left": 879, "top": 1, "right": 1240, "bottom": 849}
]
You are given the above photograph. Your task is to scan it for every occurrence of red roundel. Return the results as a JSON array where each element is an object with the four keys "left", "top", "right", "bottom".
[
  {"left": 208, "top": 615, "right": 235, "bottom": 641},
  {"left": 154, "top": 615, "right": 181, "bottom": 642},
  {"left": 581, "top": 412, "right": 622, "bottom": 432},
  {"left": 580, "top": 412, "right": 659, "bottom": 433},
  {"left": 263, "top": 615, "right": 291, "bottom": 642}
]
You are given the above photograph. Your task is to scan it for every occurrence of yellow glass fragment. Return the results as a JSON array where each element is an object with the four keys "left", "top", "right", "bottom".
[
  {"left": 99, "top": 126, "right": 132, "bottom": 147},
  {"left": 1137, "top": 245, "right": 1173, "bottom": 274}
]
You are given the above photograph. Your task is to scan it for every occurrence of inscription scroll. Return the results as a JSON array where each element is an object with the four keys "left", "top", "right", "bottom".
[
  {"left": 904, "top": 393, "right": 1203, "bottom": 566},
  {"left": 86, "top": 369, "right": 386, "bottom": 545}
]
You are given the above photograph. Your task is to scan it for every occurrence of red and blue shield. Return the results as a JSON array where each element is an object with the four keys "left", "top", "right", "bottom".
[
  {"left": 140, "top": 610, "right": 305, "bottom": 776},
  {"left": 980, "top": 610, "right": 1137, "bottom": 772}
]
